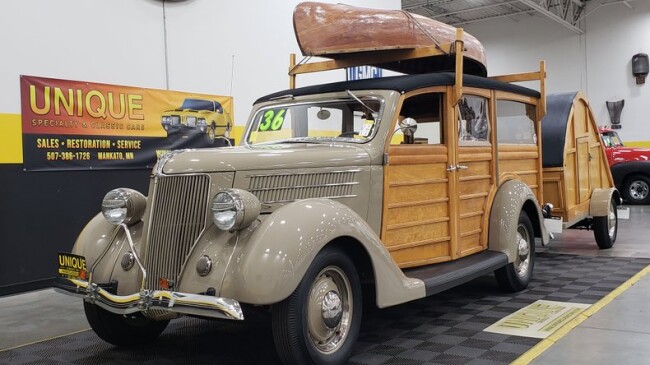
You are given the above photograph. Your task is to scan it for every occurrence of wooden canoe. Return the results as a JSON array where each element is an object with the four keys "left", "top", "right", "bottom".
[{"left": 293, "top": 2, "right": 488, "bottom": 76}]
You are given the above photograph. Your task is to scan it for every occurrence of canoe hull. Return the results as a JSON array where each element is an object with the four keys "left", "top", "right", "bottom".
[{"left": 293, "top": 2, "right": 487, "bottom": 76}]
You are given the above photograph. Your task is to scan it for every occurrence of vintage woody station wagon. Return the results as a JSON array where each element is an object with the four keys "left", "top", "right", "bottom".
[{"left": 54, "top": 3, "right": 619, "bottom": 365}]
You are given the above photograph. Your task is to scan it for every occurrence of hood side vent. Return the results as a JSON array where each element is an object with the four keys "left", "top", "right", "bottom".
[{"left": 248, "top": 170, "right": 359, "bottom": 204}]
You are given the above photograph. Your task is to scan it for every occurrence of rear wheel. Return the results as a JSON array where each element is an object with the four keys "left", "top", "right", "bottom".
[
  {"left": 593, "top": 198, "right": 618, "bottom": 249},
  {"left": 272, "top": 246, "right": 361, "bottom": 365},
  {"left": 622, "top": 174, "right": 650, "bottom": 205},
  {"left": 495, "top": 212, "right": 535, "bottom": 292},
  {"left": 83, "top": 302, "right": 169, "bottom": 347}
]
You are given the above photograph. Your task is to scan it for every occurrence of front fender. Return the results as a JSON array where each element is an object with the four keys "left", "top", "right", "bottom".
[
  {"left": 72, "top": 213, "right": 143, "bottom": 295},
  {"left": 219, "top": 198, "right": 425, "bottom": 306},
  {"left": 489, "top": 180, "right": 547, "bottom": 262}
]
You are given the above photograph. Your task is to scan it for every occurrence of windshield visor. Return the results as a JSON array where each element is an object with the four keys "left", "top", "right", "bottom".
[{"left": 246, "top": 98, "right": 382, "bottom": 145}]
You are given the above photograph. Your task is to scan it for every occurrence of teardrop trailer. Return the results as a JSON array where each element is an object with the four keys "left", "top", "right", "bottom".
[{"left": 53, "top": 3, "right": 619, "bottom": 365}]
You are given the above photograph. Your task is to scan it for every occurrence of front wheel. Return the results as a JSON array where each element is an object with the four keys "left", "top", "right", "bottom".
[
  {"left": 593, "top": 198, "right": 618, "bottom": 249},
  {"left": 622, "top": 174, "right": 650, "bottom": 205},
  {"left": 495, "top": 212, "right": 535, "bottom": 292},
  {"left": 272, "top": 246, "right": 362, "bottom": 365},
  {"left": 83, "top": 302, "right": 169, "bottom": 347}
]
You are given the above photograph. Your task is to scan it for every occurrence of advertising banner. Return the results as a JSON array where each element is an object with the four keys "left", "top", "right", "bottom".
[{"left": 20, "top": 75, "right": 233, "bottom": 171}]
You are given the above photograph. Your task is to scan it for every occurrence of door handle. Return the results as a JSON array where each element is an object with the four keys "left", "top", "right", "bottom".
[{"left": 447, "top": 164, "right": 468, "bottom": 172}]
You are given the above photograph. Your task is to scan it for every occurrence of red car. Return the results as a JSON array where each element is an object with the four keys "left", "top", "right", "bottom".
[{"left": 600, "top": 127, "right": 650, "bottom": 204}]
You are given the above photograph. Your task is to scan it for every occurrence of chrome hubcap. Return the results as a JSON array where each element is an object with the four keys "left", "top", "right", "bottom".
[
  {"left": 322, "top": 291, "right": 343, "bottom": 329},
  {"left": 515, "top": 225, "right": 531, "bottom": 278},
  {"left": 307, "top": 266, "right": 352, "bottom": 354},
  {"left": 629, "top": 181, "right": 649, "bottom": 201}
]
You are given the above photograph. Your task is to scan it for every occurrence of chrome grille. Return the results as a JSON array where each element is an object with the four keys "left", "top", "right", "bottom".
[
  {"left": 185, "top": 116, "right": 197, "bottom": 127},
  {"left": 145, "top": 175, "right": 210, "bottom": 290},
  {"left": 248, "top": 170, "right": 359, "bottom": 204},
  {"left": 170, "top": 115, "right": 181, "bottom": 125}
]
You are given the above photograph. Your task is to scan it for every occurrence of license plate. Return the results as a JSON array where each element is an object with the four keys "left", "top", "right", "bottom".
[{"left": 57, "top": 252, "right": 88, "bottom": 280}]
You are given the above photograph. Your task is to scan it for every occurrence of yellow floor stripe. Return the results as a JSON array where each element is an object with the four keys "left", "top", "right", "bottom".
[
  {"left": 512, "top": 262, "right": 650, "bottom": 364},
  {"left": 0, "top": 328, "right": 90, "bottom": 353}
]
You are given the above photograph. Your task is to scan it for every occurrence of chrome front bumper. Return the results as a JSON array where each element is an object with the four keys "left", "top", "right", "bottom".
[{"left": 54, "top": 277, "right": 244, "bottom": 320}]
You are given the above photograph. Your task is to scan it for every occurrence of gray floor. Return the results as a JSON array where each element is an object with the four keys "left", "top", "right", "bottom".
[
  {"left": 531, "top": 205, "right": 650, "bottom": 364},
  {"left": 0, "top": 205, "right": 649, "bottom": 363}
]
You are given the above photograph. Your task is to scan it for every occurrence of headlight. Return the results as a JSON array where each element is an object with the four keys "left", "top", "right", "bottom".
[
  {"left": 101, "top": 188, "right": 146, "bottom": 225},
  {"left": 161, "top": 116, "right": 171, "bottom": 123},
  {"left": 211, "top": 189, "right": 260, "bottom": 231}
]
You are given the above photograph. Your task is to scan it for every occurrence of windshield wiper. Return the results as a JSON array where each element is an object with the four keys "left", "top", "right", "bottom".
[{"left": 346, "top": 90, "right": 378, "bottom": 115}]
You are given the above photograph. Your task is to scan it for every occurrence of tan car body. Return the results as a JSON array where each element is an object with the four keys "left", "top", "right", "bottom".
[{"left": 70, "top": 87, "right": 549, "bottom": 310}]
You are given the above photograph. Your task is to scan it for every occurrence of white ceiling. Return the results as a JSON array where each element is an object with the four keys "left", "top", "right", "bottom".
[{"left": 401, "top": 0, "right": 637, "bottom": 34}]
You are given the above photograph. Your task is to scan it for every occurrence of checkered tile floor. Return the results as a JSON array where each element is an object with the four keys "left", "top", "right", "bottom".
[{"left": 1, "top": 253, "right": 648, "bottom": 365}]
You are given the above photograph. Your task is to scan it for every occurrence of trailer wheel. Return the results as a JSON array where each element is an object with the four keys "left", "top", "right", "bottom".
[
  {"left": 271, "top": 246, "right": 361, "bottom": 365},
  {"left": 83, "top": 301, "right": 169, "bottom": 346},
  {"left": 593, "top": 198, "right": 618, "bottom": 249},
  {"left": 495, "top": 211, "right": 535, "bottom": 292}
]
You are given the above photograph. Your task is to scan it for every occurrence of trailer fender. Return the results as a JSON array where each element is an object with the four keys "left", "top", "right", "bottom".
[{"left": 590, "top": 188, "right": 621, "bottom": 217}]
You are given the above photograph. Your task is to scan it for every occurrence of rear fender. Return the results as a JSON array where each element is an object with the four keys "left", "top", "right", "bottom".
[
  {"left": 489, "top": 180, "right": 547, "bottom": 262},
  {"left": 219, "top": 198, "right": 425, "bottom": 307}
]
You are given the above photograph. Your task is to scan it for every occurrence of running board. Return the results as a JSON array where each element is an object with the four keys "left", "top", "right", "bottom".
[{"left": 403, "top": 251, "right": 508, "bottom": 297}]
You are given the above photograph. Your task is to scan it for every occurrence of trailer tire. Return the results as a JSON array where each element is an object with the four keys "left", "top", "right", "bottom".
[{"left": 593, "top": 198, "right": 618, "bottom": 249}]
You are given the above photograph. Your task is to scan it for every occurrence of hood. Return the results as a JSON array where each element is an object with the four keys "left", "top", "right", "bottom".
[
  {"left": 160, "top": 143, "right": 371, "bottom": 174},
  {"left": 610, "top": 146, "right": 650, "bottom": 164}
]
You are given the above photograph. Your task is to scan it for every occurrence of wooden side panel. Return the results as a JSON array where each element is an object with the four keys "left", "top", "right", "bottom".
[
  {"left": 457, "top": 146, "right": 492, "bottom": 257},
  {"left": 382, "top": 145, "right": 451, "bottom": 267},
  {"left": 546, "top": 94, "right": 615, "bottom": 224},
  {"left": 542, "top": 169, "right": 565, "bottom": 217},
  {"left": 498, "top": 144, "right": 540, "bottom": 197},
  {"left": 576, "top": 137, "right": 591, "bottom": 202}
]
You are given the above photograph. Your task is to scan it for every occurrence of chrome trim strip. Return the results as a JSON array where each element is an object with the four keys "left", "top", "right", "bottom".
[
  {"left": 249, "top": 182, "right": 359, "bottom": 192},
  {"left": 54, "top": 277, "right": 244, "bottom": 320},
  {"left": 245, "top": 169, "right": 362, "bottom": 178},
  {"left": 261, "top": 194, "right": 358, "bottom": 204}
]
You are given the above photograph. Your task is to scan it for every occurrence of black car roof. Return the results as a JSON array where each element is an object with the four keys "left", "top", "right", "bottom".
[{"left": 255, "top": 72, "right": 540, "bottom": 103}]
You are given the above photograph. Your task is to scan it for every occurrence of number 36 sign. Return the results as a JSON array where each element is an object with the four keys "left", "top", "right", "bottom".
[{"left": 259, "top": 109, "right": 286, "bottom": 131}]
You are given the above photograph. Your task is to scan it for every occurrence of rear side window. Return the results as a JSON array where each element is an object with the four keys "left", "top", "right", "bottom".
[
  {"left": 458, "top": 95, "right": 490, "bottom": 143},
  {"left": 496, "top": 100, "right": 537, "bottom": 144}
]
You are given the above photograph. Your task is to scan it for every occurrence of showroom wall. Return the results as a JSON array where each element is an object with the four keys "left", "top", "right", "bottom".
[
  {"left": 1, "top": 0, "right": 648, "bottom": 295},
  {"left": 0, "top": 0, "right": 399, "bottom": 295},
  {"left": 465, "top": 1, "right": 650, "bottom": 146}
]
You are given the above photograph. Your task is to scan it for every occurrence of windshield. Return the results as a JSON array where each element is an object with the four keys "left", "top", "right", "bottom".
[
  {"left": 245, "top": 98, "right": 382, "bottom": 145},
  {"left": 181, "top": 99, "right": 221, "bottom": 112},
  {"left": 601, "top": 131, "right": 623, "bottom": 147}
]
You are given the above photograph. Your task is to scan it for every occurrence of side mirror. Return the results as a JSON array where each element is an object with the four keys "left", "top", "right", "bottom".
[{"left": 399, "top": 117, "right": 418, "bottom": 136}]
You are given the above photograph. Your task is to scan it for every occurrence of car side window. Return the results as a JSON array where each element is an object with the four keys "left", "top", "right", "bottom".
[
  {"left": 458, "top": 95, "right": 489, "bottom": 143},
  {"left": 391, "top": 92, "right": 443, "bottom": 145},
  {"left": 496, "top": 100, "right": 537, "bottom": 144}
]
